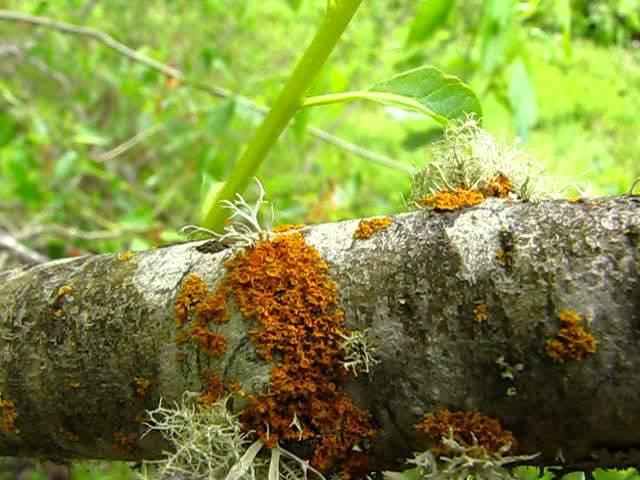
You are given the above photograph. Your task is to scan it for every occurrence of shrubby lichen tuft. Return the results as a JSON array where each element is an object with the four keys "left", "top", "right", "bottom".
[{"left": 410, "top": 117, "right": 556, "bottom": 206}]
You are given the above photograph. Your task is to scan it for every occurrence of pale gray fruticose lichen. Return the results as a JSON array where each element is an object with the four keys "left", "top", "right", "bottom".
[
  {"left": 181, "top": 177, "right": 273, "bottom": 249},
  {"left": 409, "top": 116, "right": 559, "bottom": 204},
  {"left": 339, "top": 328, "right": 380, "bottom": 376},
  {"left": 383, "top": 432, "right": 539, "bottom": 480},
  {"left": 140, "top": 393, "right": 326, "bottom": 480}
]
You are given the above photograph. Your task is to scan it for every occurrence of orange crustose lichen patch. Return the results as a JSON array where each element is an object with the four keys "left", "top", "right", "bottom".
[
  {"left": 353, "top": 217, "right": 393, "bottom": 240},
  {"left": 113, "top": 431, "right": 137, "bottom": 452},
  {"left": 134, "top": 377, "right": 151, "bottom": 397},
  {"left": 117, "top": 251, "right": 134, "bottom": 262},
  {"left": 225, "top": 232, "right": 374, "bottom": 472},
  {"left": 0, "top": 397, "right": 19, "bottom": 434},
  {"left": 197, "top": 372, "right": 227, "bottom": 405},
  {"left": 57, "top": 285, "right": 73, "bottom": 298},
  {"left": 473, "top": 302, "right": 488, "bottom": 323},
  {"left": 419, "top": 188, "right": 484, "bottom": 212},
  {"left": 546, "top": 310, "right": 597, "bottom": 363},
  {"left": 272, "top": 224, "right": 305, "bottom": 233},
  {"left": 175, "top": 274, "right": 228, "bottom": 359},
  {"left": 175, "top": 274, "right": 208, "bottom": 327},
  {"left": 482, "top": 174, "right": 512, "bottom": 199},
  {"left": 415, "top": 409, "right": 516, "bottom": 455}
]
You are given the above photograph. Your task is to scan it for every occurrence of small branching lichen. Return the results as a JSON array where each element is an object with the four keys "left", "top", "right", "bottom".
[
  {"left": 383, "top": 433, "right": 539, "bottom": 480},
  {"left": 142, "top": 394, "right": 265, "bottom": 480},
  {"left": 410, "top": 117, "right": 555, "bottom": 208},
  {"left": 496, "top": 356, "right": 524, "bottom": 397},
  {"left": 181, "top": 177, "right": 273, "bottom": 249},
  {"left": 546, "top": 310, "right": 597, "bottom": 363},
  {"left": 339, "top": 329, "right": 380, "bottom": 376},
  {"left": 141, "top": 394, "right": 327, "bottom": 480}
]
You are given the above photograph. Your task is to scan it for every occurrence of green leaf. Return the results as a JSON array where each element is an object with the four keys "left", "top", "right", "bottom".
[
  {"left": 407, "top": 0, "right": 455, "bottom": 45},
  {"left": 594, "top": 468, "right": 640, "bottom": 480},
  {"left": 53, "top": 151, "right": 79, "bottom": 180},
  {"left": 561, "top": 472, "right": 585, "bottom": 480},
  {"left": 372, "top": 65, "right": 482, "bottom": 124},
  {"left": 508, "top": 58, "right": 537, "bottom": 139},
  {"left": 382, "top": 467, "right": 423, "bottom": 480},
  {"left": 72, "top": 126, "right": 109, "bottom": 146}
]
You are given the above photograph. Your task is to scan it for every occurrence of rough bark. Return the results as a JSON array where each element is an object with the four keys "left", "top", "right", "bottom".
[{"left": 0, "top": 197, "right": 639, "bottom": 471}]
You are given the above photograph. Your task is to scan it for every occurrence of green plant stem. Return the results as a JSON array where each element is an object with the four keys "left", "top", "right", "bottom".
[
  {"left": 301, "top": 91, "right": 449, "bottom": 124},
  {"left": 201, "top": 0, "right": 363, "bottom": 231}
]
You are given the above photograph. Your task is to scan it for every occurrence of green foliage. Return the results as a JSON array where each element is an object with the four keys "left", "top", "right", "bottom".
[
  {"left": 0, "top": 0, "right": 638, "bottom": 264},
  {"left": 371, "top": 66, "right": 482, "bottom": 124},
  {"left": 406, "top": 0, "right": 455, "bottom": 45}
]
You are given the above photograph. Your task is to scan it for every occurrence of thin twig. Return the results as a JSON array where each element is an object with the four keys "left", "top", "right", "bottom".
[
  {"left": 0, "top": 233, "right": 49, "bottom": 264},
  {"left": 0, "top": 9, "right": 410, "bottom": 174},
  {"left": 16, "top": 224, "right": 153, "bottom": 241}
]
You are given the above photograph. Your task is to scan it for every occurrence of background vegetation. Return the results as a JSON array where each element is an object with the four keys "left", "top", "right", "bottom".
[{"left": 1, "top": 0, "right": 639, "bottom": 478}]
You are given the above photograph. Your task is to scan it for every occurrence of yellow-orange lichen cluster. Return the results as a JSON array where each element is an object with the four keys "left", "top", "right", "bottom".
[
  {"left": 546, "top": 310, "right": 597, "bottom": 363},
  {"left": 473, "top": 302, "right": 488, "bottom": 323},
  {"left": 419, "top": 174, "right": 513, "bottom": 212},
  {"left": 272, "top": 224, "right": 305, "bottom": 233},
  {"left": 225, "top": 232, "right": 374, "bottom": 471},
  {"left": 353, "top": 217, "right": 393, "bottom": 240},
  {"left": 0, "top": 396, "right": 19, "bottom": 434},
  {"left": 482, "top": 174, "right": 512, "bottom": 199},
  {"left": 419, "top": 188, "right": 484, "bottom": 212},
  {"left": 117, "top": 251, "right": 134, "bottom": 262},
  {"left": 415, "top": 409, "right": 516, "bottom": 455},
  {"left": 134, "top": 377, "right": 151, "bottom": 397},
  {"left": 175, "top": 274, "right": 229, "bottom": 358}
]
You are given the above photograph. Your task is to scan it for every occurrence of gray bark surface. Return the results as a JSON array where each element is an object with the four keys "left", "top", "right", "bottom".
[{"left": 0, "top": 197, "right": 639, "bottom": 470}]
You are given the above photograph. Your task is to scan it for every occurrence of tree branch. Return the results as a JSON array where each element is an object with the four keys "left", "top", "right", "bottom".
[
  {"left": 0, "top": 198, "right": 639, "bottom": 472},
  {"left": 0, "top": 9, "right": 411, "bottom": 174}
]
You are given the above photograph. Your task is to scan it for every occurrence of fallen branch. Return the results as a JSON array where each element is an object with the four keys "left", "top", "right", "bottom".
[{"left": 0, "top": 198, "right": 638, "bottom": 472}]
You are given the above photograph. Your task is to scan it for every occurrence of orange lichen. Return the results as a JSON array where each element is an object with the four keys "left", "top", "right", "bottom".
[
  {"left": 53, "top": 309, "right": 63, "bottom": 319},
  {"left": 272, "top": 224, "right": 305, "bottom": 233},
  {"left": 113, "top": 431, "right": 137, "bottom": 452},
  {"left": 134, "top": 377, "right": 151, "bottom": 397},
  {"left": 419, "top": 188, "right": 484, "bottom": 212},
  {"left": 225, "top": 232, "right": 374, "bottom": 472},
  {"left": 69, "top": 380, "right": 80, "bottom": 389},
  {"left": 229, "top": 379, "right": 246, "bottom": 397},
  {"left": 473, "top": 302, "right": 488, "bottom": 323},
  {"left": 546, "top": 310, "right": 597, "bottom": 363},
  {"left": 175, "top": 274, "right": 208, "bottom": 327},
  {"left": 189, "top": 322, "right": 227, "bottom": 358},
  {"left": 496, "top": 248, "right": 508, "bottom": 268},
  {"left": 482, "top": 174, "right": 512, "bottom": 199},
  {"left": 196, "top": 290, "right": 229, "bottom": 325},
  {"left": 117, "top": 251, "right": 134, "bottom": 262},
  {"left": 197, "top": 372, "right": 227, "bottom": 405},
  {"left": 0, "top": 396, "right": 19, "bottom": 434},
  {"left": 57, "top": 285, "right": 73, "bottom": 298},
  {"left": 415, "top": 410, "right": 516, "bottom": 455},
  {"left": 353, "top": 217, "right": 393, "bottom": 240}
]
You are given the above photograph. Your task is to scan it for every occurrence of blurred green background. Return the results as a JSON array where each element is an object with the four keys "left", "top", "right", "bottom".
[{"left": 1, "top": 0, "right": 639, "bottom": 478}]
